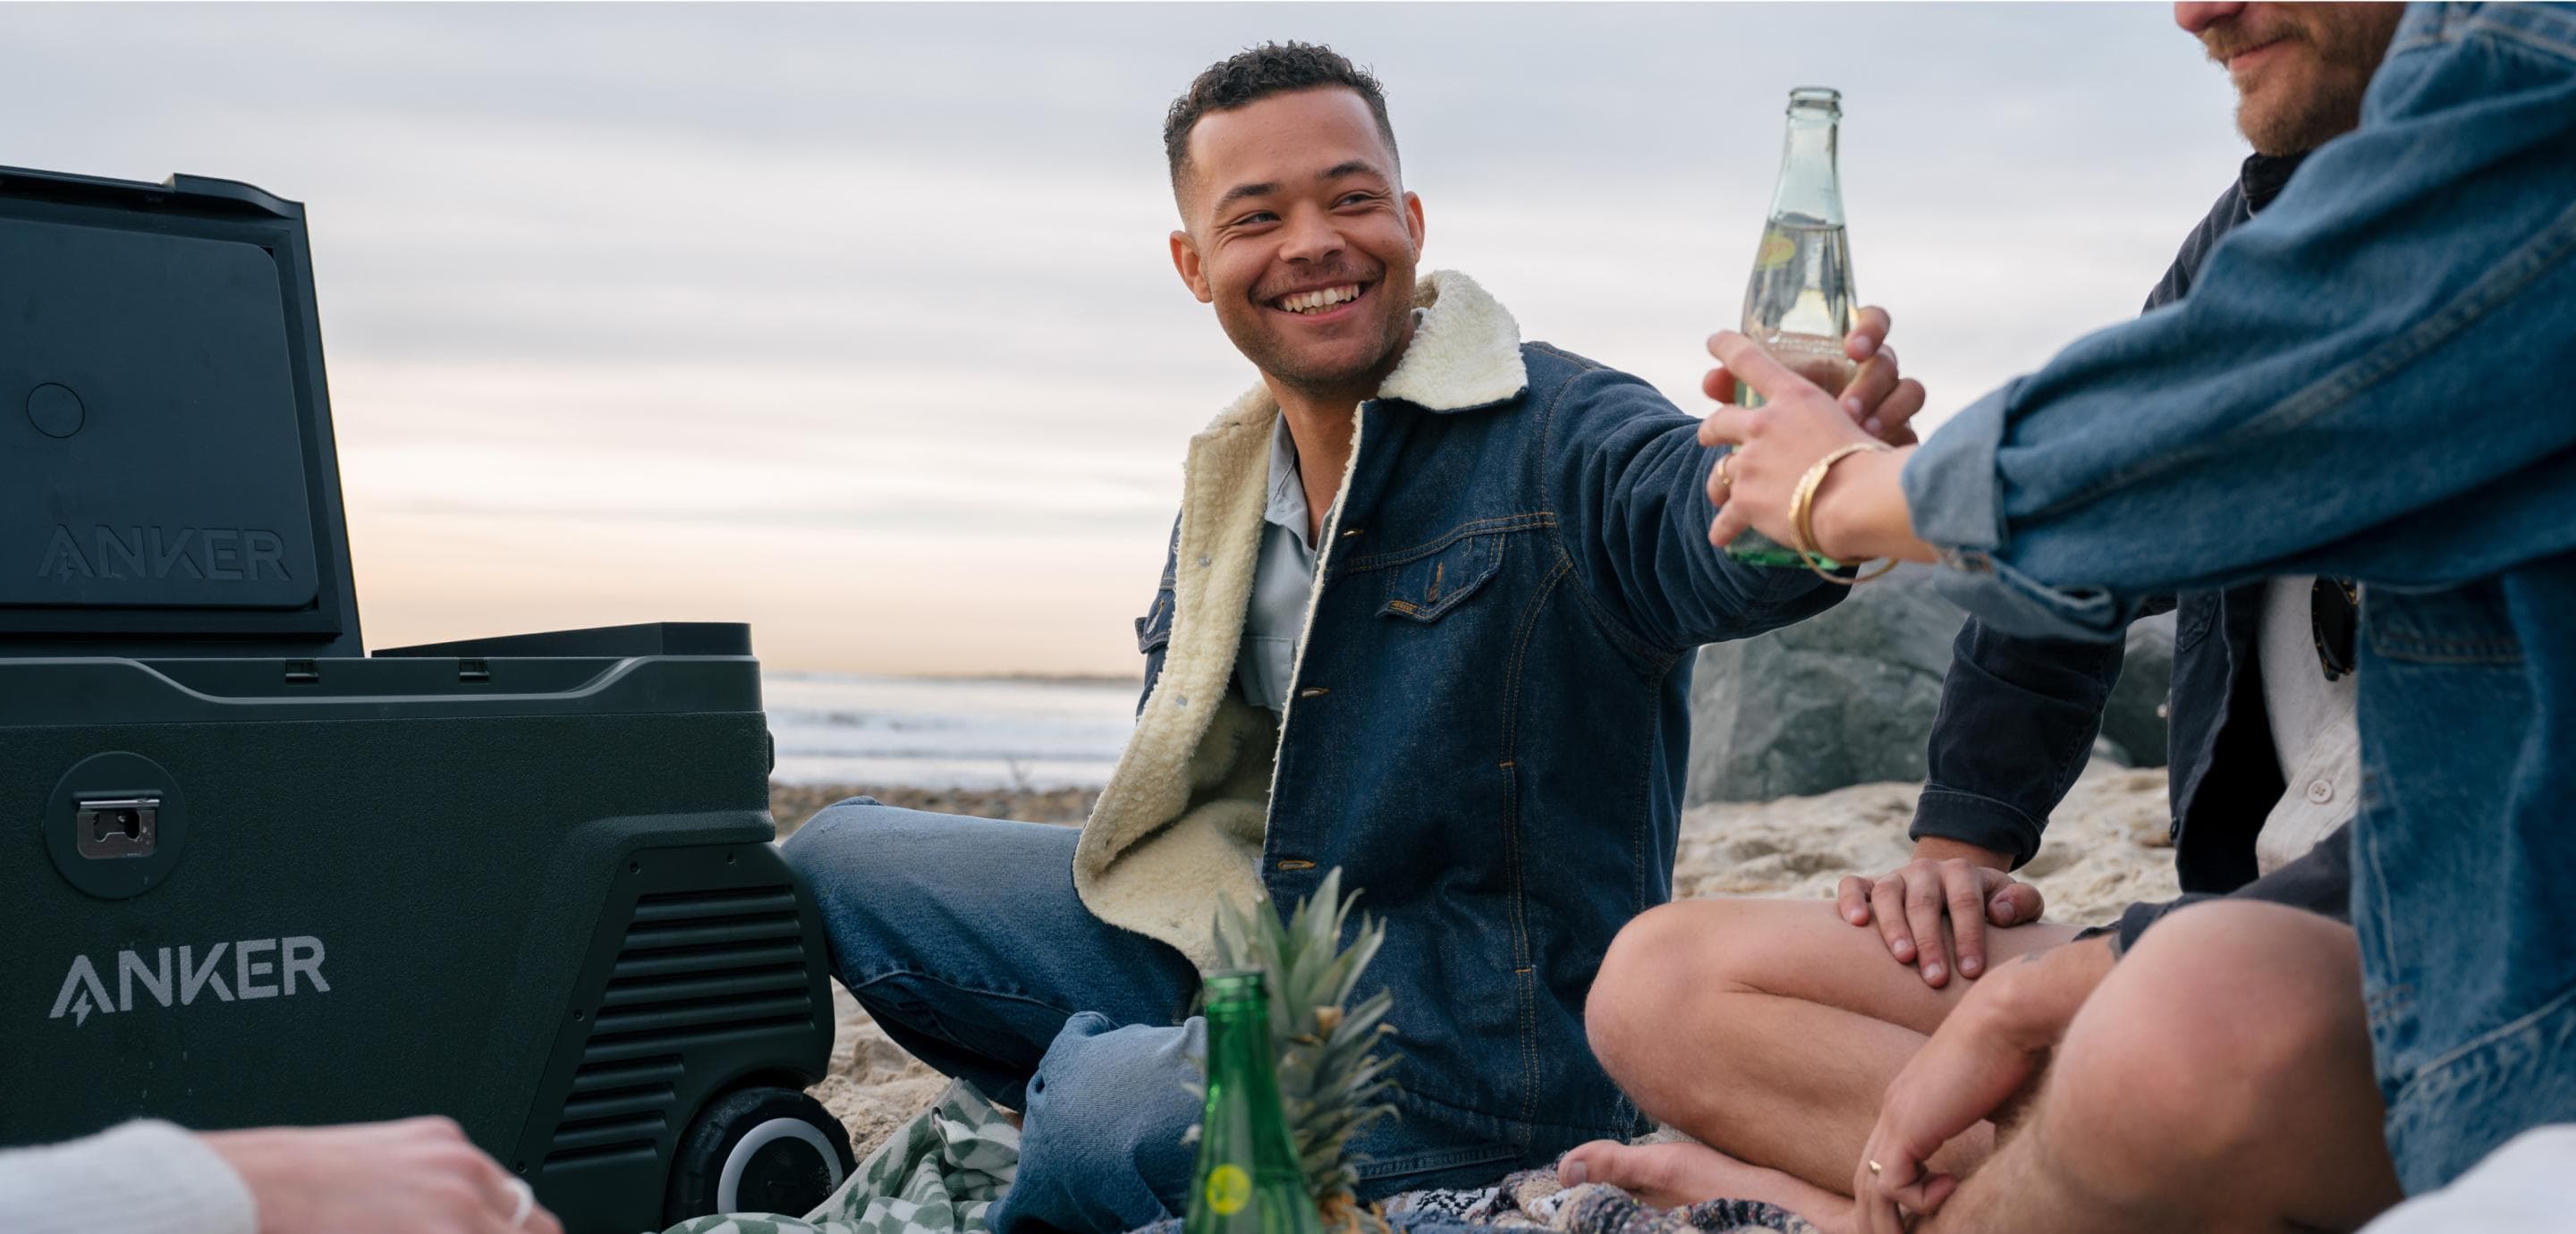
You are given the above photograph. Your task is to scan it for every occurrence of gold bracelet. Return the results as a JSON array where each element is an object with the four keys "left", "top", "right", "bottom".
[{"left": 1790, "top": 442, "right": 1898, "bottom": 585}]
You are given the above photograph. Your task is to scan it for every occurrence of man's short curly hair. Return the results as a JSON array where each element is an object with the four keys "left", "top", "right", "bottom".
[{"left": 1164, "top": 42, "right": 1400, "bottom": 199}]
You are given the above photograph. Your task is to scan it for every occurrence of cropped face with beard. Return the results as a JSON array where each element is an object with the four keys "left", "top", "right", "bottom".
[{"left": 2178, "top": 2, "right": 2407, "bottom": 156}]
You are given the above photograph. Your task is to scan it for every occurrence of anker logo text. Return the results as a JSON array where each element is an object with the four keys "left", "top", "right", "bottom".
[
  {"left": 35, "top": 524, "right": 292, "bottom": 583},
  {"left": 48, "top": 937, "right": 329, "bottom": 1027}
]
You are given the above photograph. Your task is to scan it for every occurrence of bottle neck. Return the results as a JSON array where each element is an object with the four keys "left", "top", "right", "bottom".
[
  {"left": 1205, "top": 995, "right": 1273, "bottom": 1067},
  {"left": 1768, "top": 113, "right": 1845, "bottom": 225}
]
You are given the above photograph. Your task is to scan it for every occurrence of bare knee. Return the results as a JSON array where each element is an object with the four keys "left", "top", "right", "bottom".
[
  {"left": 1587, "top": 900, "right": 1777, "bottom": 1079},
  {"left": 1589, "top": 902, "right": 1690, "bottom": 1078},
  {"left": 2037, "top": 903, "right": 2367, "bottom": 1204}
]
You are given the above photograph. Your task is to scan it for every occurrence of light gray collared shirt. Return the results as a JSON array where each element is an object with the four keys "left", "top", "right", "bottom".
[{"left": 1238, "top": 414, "right": 1319, "bottom": 713}]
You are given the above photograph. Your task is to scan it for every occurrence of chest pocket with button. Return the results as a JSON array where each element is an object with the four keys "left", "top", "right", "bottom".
[{"left": 1377, "top": 532, "right": 1504, "bottom": 622}]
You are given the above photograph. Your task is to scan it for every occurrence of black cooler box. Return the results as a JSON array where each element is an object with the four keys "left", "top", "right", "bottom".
[{"left": 0, "top": 165, "right": 854, "bottom": 1232}]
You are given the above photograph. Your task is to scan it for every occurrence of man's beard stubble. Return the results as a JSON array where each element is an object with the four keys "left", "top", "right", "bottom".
[
  {"left": 2202, "top": 7, "right": 2403, "bottom": 156},
  {"left": 2235, "top": 64, "right": 2370, "bottom": 157},
  {"left": 1232, "top": 285, "right": 1411, "bottom": 401}
]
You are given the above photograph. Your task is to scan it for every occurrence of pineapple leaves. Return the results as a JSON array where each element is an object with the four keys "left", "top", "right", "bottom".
[{"left": 1200, "top": 867, "right": 1402, "bottom": 1217}]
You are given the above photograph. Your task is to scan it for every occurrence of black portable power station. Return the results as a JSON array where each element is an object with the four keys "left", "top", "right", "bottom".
[{"left": 0, "top": 165, "right": 856, "bottom": 1233}]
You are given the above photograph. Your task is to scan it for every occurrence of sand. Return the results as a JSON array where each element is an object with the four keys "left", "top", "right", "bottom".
[
  {"left": 1673, "top": 760, "right": 2182, "bottom": 928},
  {"left": 784, "top": 760, "right": 2183, "bottom": 1161}
]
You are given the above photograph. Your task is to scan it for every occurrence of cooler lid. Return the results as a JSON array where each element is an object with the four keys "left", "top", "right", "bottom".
[{"left": 0, "top": 165, "right": 360, "bottom": 655}]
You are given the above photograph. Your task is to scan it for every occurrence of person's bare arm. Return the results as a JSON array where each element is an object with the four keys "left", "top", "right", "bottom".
[
  {"left": 1850, "top": 935, "right": 2118, "bottom": 1233},
  {"left": 204, "top": 1118, "right": 562, "bottom": 1234}
]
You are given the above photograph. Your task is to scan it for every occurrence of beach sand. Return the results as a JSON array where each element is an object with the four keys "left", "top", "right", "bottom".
[{"left": 777, "top": 759, "right": 2183, "bottom": 1161}]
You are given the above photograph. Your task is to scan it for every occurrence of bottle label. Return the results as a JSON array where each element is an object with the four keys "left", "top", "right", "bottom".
[
  {"left": 1206, "top": 1165, "right": 1253, "bottom": 1215},
  {"left": 1753, "top": 230, "right": 1797, "bottom": 271}
]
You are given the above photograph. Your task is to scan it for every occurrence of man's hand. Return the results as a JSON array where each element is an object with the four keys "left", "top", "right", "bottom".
[
  {"left": 1702, "top": 307, "right": 1924, "bottom": 525},
  {"left": 204, "top": 1118, "right": 562, "bottom": 1234},
  {"left": 1699, "top": 324, "right": 1941, "bottom": 564},
  {"left": 1851, "top": 936, "right": 2117, "bottom": 1234},
  {"left": 1840, "top": 838, "right": 2046, "bottom": 987},
  {"left": 1833, "top": 308, "right": 1928, "bottom": 447}
]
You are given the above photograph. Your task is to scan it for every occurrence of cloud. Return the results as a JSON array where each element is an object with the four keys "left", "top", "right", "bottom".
[{"left": 1, "top": 3, "right": 2247, "bottom": 673}]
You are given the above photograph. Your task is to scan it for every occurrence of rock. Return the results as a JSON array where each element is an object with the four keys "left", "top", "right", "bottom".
[
  {"left": 1684, "top": 564, "right": 2177, "bottom": 805},
  {"left": 2101, "top": 610, "right": 2175, "bottom": 767},
  {"left": 1686, "top": 565, "right": 1962, "bottom": 804}
]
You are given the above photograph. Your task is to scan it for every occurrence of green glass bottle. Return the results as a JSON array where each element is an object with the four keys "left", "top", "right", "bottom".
[
  {"left": 1728, "top": 86, "right": 1860, "bottom": 569},
  {"left": 1184, "top": 970, "right": 1323, "bottom": 1234}
]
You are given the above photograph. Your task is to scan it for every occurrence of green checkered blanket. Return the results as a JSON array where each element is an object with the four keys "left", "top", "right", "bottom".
[{"left": 663, "top": 1080, "right": 1017, "bottom": 1234}]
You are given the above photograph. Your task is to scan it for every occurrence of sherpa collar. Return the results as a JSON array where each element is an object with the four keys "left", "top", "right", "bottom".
[
  {"left": 1377, "top": 269, "right": 1527, "bottom": 411},
  {"left": 1198, "top": 269, "right": 1528, "bottom": 436}
]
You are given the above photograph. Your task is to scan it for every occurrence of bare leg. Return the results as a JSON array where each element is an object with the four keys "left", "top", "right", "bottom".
[
  {"left": 1572, "top": 899, "right": 2076, "bottom": 1198},
  {"left": 1919, "top": 901, "right": 2399, "bottom": 1233}
]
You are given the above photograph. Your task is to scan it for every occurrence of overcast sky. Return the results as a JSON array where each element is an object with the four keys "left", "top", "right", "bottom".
[{"left": 1, "top": 3, "right": 2247, "bottom": 675}]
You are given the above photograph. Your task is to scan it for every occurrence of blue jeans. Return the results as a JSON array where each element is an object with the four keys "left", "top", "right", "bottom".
[{"left": 783, "top": 800, "right": 1517, "bottom": 1234}]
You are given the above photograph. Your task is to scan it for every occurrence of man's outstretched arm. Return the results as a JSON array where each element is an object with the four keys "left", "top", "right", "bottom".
[{"left": 1544, "top": 311, "right": 1923, "bottom": 653}]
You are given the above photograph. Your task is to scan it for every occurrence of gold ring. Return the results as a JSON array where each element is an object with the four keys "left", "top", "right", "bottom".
[
  {"left": 1868, "top": 1160, "right": 1883, "bottom": 1175},
  {"left": 1716, "top": 451, "right": 1737, "bottom": 487}
]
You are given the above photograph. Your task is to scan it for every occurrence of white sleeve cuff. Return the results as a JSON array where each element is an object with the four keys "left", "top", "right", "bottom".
[{"left": 0, "top": 1120, "right": 257, "bottom": 1234}]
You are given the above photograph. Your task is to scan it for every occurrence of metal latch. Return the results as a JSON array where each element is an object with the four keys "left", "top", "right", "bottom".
[{"left": 74, "top": 796, "right": 160, "bottom": 860}]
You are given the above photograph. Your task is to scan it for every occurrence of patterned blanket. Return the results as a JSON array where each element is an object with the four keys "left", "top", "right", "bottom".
[
  {"left": 662, "top": 1080, "right": 1016, "bottom": 1234},
  {"left": 1377, "top": 1169, "right": 1819, "bottom": 1234},
  {"left": 662, "top": 1083, "right": 1817, "bottom": 1234}
]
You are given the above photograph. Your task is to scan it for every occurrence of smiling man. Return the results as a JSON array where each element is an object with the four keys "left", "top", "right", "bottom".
[{"left": 781, "top": 41, "right": 1922, "bottom": 1234}]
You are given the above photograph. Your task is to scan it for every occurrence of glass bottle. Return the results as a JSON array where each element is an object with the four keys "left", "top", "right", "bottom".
[
  {"left": 1184, "top": 970, "right": 1322, "bottom": 1234},
  {"left": 1727, "top": 86, "right": 1860, "bottom": 568}
]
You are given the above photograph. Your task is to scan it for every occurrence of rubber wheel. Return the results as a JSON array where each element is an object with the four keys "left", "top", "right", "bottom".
[{"left": 665, "top": 1086, "right": 858, "bottom": 1222}]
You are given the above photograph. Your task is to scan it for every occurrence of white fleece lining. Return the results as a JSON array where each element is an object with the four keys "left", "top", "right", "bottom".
[{"left": 1073, "top": 271, "right": 1528, "bottom": 966}]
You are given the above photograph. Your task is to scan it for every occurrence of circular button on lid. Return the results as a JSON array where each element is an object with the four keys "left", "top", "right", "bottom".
[{"left": 27, "top": 383, "right": 85, "bottom": 438}]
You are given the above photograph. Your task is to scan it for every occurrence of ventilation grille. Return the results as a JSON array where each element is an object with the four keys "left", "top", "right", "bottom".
[{"left": 540, "top": 885, "right": 815, "bottom": 1172}]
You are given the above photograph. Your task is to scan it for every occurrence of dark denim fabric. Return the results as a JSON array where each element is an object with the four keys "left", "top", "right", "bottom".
[
  {"left": 1900, "top": 3, "right": 2576, "bottom": 1189},
  {"left": 1911, "top": 154, "right": 2355, "bottom": 944},
  {"left": 1130, "top": 342, "right": 1846, "bottom": 1159}
]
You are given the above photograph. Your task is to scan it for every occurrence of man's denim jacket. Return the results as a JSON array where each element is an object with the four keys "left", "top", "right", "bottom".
[
  {"left": 1082, "top": 272, "right": 1838, "bottom": 1179},
  {"left": 1902, "top": 3, "right": 2576, "bottom": 1191},
  {"left": 1917, "top": 153, "right": 2369, "bottom": 952}
]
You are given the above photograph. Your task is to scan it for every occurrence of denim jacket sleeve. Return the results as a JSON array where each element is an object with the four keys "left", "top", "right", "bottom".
[
  {"left": 1910, "top": 617, "right": 2128, "bottom": 866},
  {"left": 1902, "top": 3, "right": 2576, "bottom": 642},
  {"left": 1541, "top": 359, "right": 1845, "bottom": 653}
]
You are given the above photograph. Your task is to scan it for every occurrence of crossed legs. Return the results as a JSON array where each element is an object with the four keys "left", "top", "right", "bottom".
[
  {"left": 1573, "top": 897, "right": 2398, "bottom": 1233},
  {"left": 1568, "top": 898, "right": 2076, "bottom": 1221}
]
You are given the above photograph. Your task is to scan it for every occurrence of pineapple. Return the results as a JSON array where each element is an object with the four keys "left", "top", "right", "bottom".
[{"left": 1208, "top": 868, "right": 1402, "bottom": 1232}]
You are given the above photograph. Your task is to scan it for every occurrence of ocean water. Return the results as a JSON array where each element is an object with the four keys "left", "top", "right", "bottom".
[{"left": 764, "top": 672, "right": 1142, "bottom": 789}]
